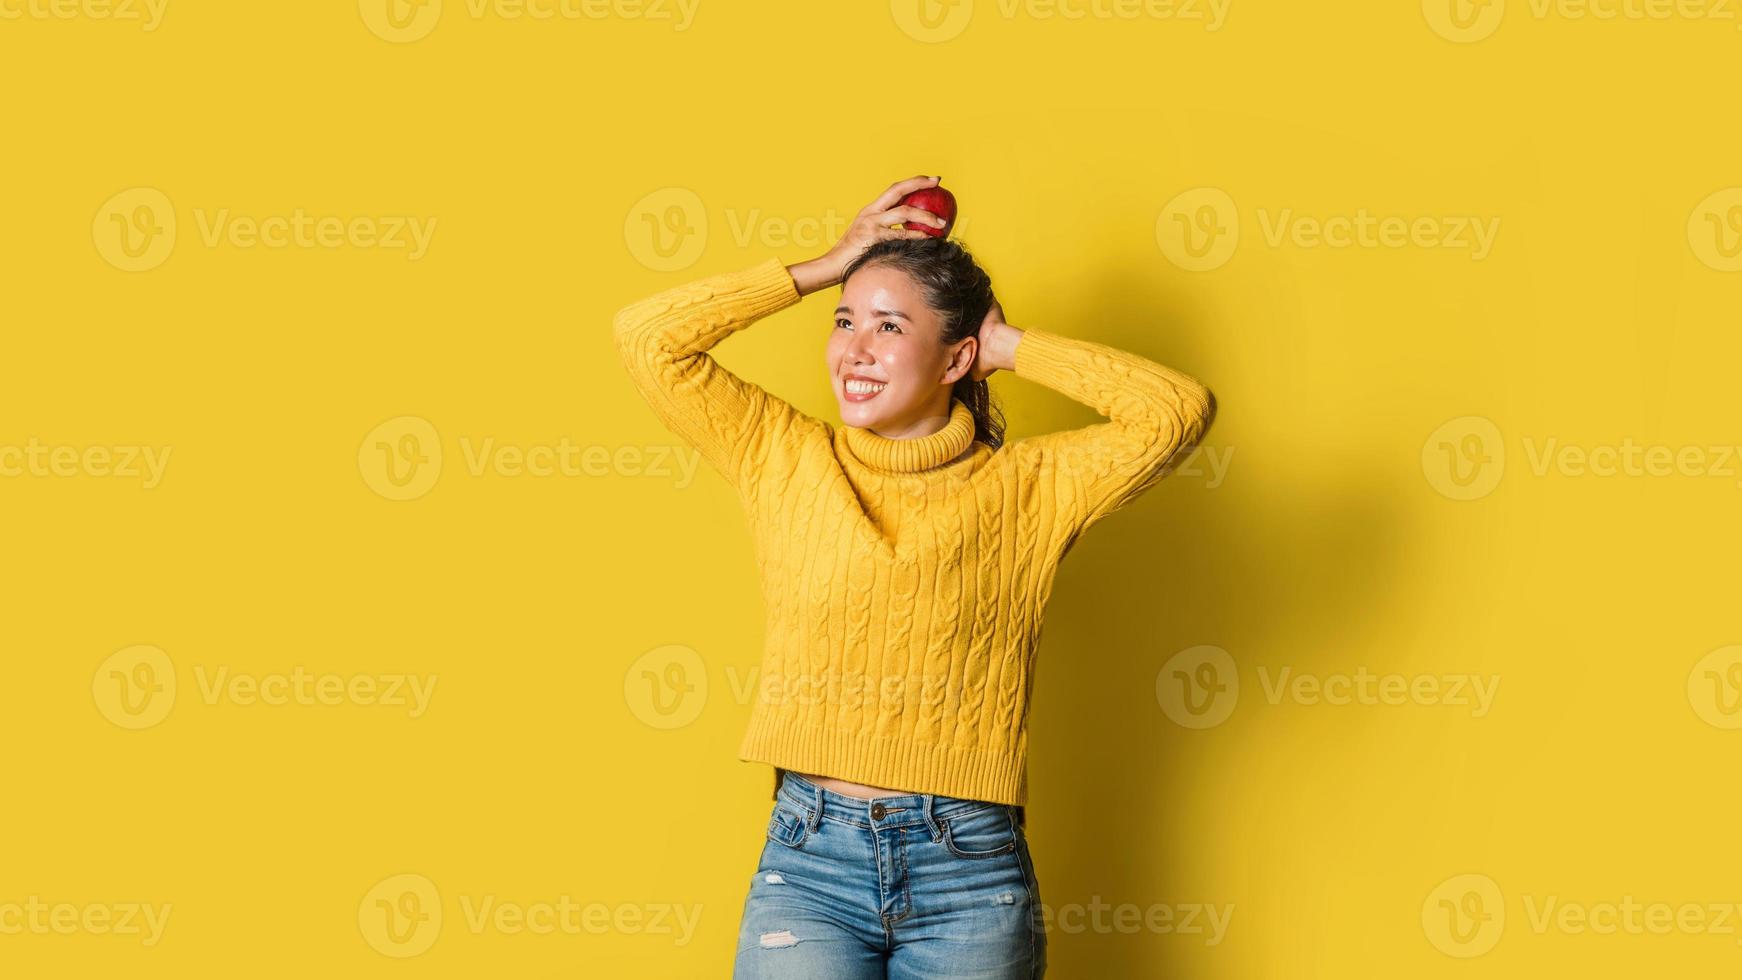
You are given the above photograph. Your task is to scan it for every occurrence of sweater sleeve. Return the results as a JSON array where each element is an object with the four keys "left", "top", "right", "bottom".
[
  {"left": 1006, "top": 326, "right": 1216, "bottom": 541},
  {"left": 611, "top": 257, "right": 821, "bottom": 495}
]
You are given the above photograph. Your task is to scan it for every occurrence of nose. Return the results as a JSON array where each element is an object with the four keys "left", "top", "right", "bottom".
[{"left": 843, "top": 329, "right": 875, "bottom": 365}]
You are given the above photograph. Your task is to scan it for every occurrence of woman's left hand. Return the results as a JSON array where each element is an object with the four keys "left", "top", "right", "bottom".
[{"left": 970, "top": 298, "right": 1022, "bottom": 381}]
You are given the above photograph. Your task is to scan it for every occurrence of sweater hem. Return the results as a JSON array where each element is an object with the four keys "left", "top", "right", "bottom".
[{"left": 738, "top": 714, "right": 1027, "bottom": 806}]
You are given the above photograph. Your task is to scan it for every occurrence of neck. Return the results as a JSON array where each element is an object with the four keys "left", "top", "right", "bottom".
[
  {"left": 870, "top": 395, "right": 956, "bottom": 440},
  {"left": 841, "top": 396, "right": 977, "bottom": 474}
]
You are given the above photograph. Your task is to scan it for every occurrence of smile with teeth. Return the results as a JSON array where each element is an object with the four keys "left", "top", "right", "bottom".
[{"left": 845, "top": 379, "right": 887, "bottom": 395}]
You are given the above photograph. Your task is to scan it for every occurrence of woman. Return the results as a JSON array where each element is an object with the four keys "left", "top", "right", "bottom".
[{"left": 613, "top": 175, "right": 1216, "bottom": 979}]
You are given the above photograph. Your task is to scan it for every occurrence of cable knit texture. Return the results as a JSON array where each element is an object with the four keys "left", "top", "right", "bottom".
[{"left": 612, "top": 257, "right": 1214, "bottom": 805}]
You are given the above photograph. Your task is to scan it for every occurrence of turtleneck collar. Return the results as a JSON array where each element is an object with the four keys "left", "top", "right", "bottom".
[{"left": 842, "top": 397, "right": 977, "bottom": 473}]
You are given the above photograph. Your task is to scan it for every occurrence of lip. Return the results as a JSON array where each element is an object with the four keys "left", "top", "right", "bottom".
[{"left": 840, "top": 374, "right": 888, "bottom": 403}]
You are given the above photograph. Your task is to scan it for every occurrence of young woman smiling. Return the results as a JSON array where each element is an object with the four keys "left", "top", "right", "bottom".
[{"left": 613, "top": 175, "right": 1216, "bottom": 979}]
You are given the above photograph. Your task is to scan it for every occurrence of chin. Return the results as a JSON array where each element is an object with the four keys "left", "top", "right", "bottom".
[
  {"left": 838, "top": 400, "right": 882, "bottom": 427},
  {"left": 837, "top": 391, "right": 901, "bottom": 428}
]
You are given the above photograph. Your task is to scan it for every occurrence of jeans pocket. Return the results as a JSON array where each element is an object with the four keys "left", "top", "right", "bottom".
[
  {"left": 766, "top": 803, "right": 811, "bottom": 849},
  {"left": 939, "top": 805, "right": 1019, "bottom": 859}
]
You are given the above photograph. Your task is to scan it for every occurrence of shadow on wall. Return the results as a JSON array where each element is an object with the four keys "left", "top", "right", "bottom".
[{"left": 1014, "top": 260, "right": 1407, "bottom": 977}]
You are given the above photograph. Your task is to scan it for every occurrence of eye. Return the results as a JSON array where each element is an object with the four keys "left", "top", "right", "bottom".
[{"left": 835, "top": 318, "right": 902, "bottom": 333}]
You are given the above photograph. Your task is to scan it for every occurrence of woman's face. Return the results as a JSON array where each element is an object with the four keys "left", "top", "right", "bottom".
[{"left": 828, "top": 263, "right": 972, "bottom": 434}]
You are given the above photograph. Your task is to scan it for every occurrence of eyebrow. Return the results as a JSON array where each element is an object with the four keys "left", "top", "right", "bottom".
[{"left": 834, "top": 306, "right": 911, "bottom": 322}]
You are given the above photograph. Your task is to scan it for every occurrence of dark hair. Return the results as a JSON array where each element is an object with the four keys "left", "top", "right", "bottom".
[{"left": 840, "top": 236, "right": 1006, "bottom": 449}]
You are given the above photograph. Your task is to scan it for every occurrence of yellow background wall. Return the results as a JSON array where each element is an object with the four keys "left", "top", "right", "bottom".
[{"left": 4, "top": 0, "right": 1740, "bottom": 976}]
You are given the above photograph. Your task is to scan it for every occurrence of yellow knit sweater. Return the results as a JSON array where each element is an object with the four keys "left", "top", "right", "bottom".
[{"left": 612, "top": 257, "right": 1215, "bottom": 805}]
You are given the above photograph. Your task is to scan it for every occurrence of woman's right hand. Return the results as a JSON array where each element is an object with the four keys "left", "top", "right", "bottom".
[{"left": 787, "top": 176, "right": 947, "bottom": 296}]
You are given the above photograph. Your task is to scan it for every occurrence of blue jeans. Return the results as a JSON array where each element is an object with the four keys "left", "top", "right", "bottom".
[{"left": 733, "top": 770, "right": 1047, "bottom": 979}]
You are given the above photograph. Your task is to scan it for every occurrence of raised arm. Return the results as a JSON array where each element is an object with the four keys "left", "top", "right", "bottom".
[
  {"left": 612, "top": 175, "right": 949, "bottom": 495},
  {"left": 612, "top": 257, "right": 819, "bottom": 495},
  {"left": 985, "top": 306, "right": 1217, "bottom": 540}
]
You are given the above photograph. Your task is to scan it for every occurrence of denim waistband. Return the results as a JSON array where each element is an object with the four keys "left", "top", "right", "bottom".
[{"left": 775, "top": 769, "right": 1013, "bottom": 832}]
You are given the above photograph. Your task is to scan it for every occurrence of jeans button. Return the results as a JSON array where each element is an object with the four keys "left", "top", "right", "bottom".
[{"left": 870, "top": 802, "right": 886, "bottom": 820}]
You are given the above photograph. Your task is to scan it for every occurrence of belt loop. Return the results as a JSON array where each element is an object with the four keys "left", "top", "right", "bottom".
[
  {"left": 808, "top": 781, "right": 823, "bottom": 832},
  {"left": 922, "top": 791, "right": 942, "bottom": 843}
]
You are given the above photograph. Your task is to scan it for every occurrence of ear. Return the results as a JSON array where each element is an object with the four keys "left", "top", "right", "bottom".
[{"left": 941, "top": 335, "right": 978, "bottom": 385}]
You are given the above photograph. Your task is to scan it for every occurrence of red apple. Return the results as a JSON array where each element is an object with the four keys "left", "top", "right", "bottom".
[{"left": 898, "top": 185, "right": 957, "bottom": 238}]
